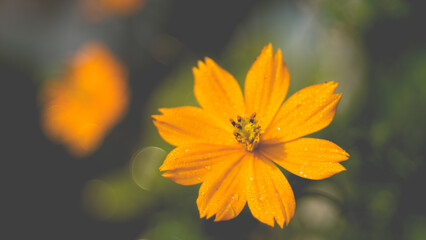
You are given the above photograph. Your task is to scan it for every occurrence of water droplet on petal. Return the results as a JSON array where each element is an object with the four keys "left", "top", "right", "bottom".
[{"left": 232, "top": 194, "right": 239, "bottom": 201}]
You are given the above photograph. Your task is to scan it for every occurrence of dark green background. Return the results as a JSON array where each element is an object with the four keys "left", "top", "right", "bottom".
[{"left": 2, "top": 0, "right": 426, "bottom": 239}]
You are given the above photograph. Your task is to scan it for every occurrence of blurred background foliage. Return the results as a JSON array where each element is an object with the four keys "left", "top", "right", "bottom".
[{"left": 2, "top": 0, "right": 426, "bottom": 239}]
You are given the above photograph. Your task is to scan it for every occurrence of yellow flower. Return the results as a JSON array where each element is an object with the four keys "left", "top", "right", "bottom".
[
  {"left": 39, "top": 42, "right": 129, "bottom": 157},
  {"left": 153, "top": 44, "right": 349, "bottom": 227}
]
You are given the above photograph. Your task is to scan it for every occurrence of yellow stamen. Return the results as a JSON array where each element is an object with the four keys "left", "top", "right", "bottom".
[{"left": 231, "top": 113, "right": 262, "bottom": 152}]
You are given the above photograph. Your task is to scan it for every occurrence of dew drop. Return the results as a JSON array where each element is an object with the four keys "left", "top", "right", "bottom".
[
  {"left": 250, "top": 177, "right": 254, "bottom": 181},
  {"left": 259, "top": 197, "right": 263, "bottom": 201},
  {"left": 277, "top": 127, "right": 280, "bottom": 131},
  {"left": 232, "top": 194, "right": 239, "bottom": 201},
  {"left": 185, "top": 149, "right": 189, "bottom": 152}
]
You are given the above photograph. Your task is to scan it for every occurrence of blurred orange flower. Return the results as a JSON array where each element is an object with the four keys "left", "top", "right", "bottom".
[
  {"left": 153, "top": 44, "right": 349, "bottom": 227},
  {"left": 80, "top": 0, "right": 147, "bottom": 22},
  {"left": 39, "top": 42, "right": 129, "bottom": 157}
]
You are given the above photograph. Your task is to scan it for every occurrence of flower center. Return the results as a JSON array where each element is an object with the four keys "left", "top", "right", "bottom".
[{"left": 230, "top": 113, "right": 262, "bottom": 152}]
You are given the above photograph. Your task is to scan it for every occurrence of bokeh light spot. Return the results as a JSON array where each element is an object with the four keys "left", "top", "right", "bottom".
[
  {"left": 131, "top": 147, "right": 166, "bottom": 190},
  {"left": 297, "top": 195, "right": 339, "bottom": 230}
]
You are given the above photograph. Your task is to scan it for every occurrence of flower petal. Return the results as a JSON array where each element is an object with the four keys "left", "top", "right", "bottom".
[
  {"left": 193, "top": 57, "right": 245, "bottom": 122},
  {"left": 197, "top": 151, "right": 248, "bottom": 221},
  {"left": 153, "top": 106, "right": 235, "bottom": 146},
  {"left": 260, "top": 138, "right": 349, "bottom": 180},
  {"left": 244, "top": 43, "right": 290, "bottom": 129},
  {"left": 160, "top": 143, "right": 242, "bottom": 185},
  {"left": 263, "top": 81, "right": 342, "bottom": 143},
  {"left": 246, "top": 153, "right": 295, "bottom": 228}
]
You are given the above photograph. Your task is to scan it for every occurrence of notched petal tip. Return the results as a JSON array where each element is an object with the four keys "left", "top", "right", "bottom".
[
  {"left": 274, "top": 47, "right": 283, "bottom": 59},
  {"left": 317, "top": 81, "right": 339, "bottom": 95},
  {"left": 205, "top": 209, "right": 216, "bottom": 220},
  {"left": 325, "top": 81, "right": 338, "bottom": 90},
  {"left": 204, "top": 57, "right": 216, "bottom": 66},
  {"left": 158, "top": 163, "right": 167, "bottom": 172},
  {"left": 192, "top": 60, "right": 206, "bottom": 74},
  {"left": 153, "top": 108, "right": 169, "bottom": 116},
  {"left": 246, "top": 155, "right": 296, "bottom": 229},
  {"left": 151, "top": 108, "right": 168, "bottom": 120},
  {"left": 152, "top": 118, "right": 168, "bottom": 132},
  {"left": 197, "top": 198, "right": 209, "bottom": 218},
  {"left": 152, "top": 119, "right": 161, "bottom": 129},
  {"left": 330, "top": 93, "right": 342, "bottom": 107},
  {"left": 198, "top": 59, "right": 206, "bottom": 67},
  {"left": 194, "top": 57, "right": 216, "bottom": 70},
  {"left": 192, "top": 66, "right": 199, "bottom": 75},
  {"left": 276, "top": 218, "right": 285, "bottom": 229},
  {"left": 161, "top": 172, "right": 182, "bottom": 183},
  {"left": 335, "top": 144, "right": 350, "bottom": 161},
  {"left": 262, "top": 219, "right": 275, "bottom": 228},
  {"left": 213, "top": 208, "right": 237, "bottom": 222},
  {"left": 343, "top": 150, "right": 350, "bottom": 158},
  {"left": 306, "top": 162, "right": 347, "bottom": 180},
  {"left": 265, "top": 42, "right": 273, "bottom": 51},
  {"left": 260, "top": 43, "right": 273, "bottom": 58},
  {"left": 326, "top": 93, "right": 343, "bottom": 116}
]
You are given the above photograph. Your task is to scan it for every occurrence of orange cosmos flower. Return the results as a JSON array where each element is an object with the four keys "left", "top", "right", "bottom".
[
  {"left": 153, "top": 44, "right": 349, "bottom": 227},
  {"left": 40, "top": 42, "right": 129, "bottom": 157},
  {"left": 80, "top": 0, "right": 147, "bottom": 22}
]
